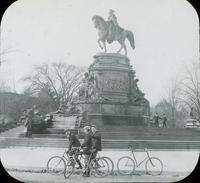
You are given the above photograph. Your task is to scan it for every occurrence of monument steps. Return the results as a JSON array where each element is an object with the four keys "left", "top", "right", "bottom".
[
  {"left": 45, "top": 128, "right": 66, "bottom": 134},
  {"left": 41, "top": 126, "right": 200, "bottom": 141},
  {"left": 98, "top": 126, "right": 200, "bottom": 136},
  {"left": 31, "top": 134, "right": 200, "bottom": 141},
  {"left": 100, "top": 132, "right": 200, "bottom": 138},
  {"left": 1, "top": 126, "right": 199, "bottom": 149},
  {"left": 0, "top": 137, "right": 200, "bottom": 150},
  {"left": 52, "top": 124, "right": 75, "bottom": 127},
  {"left": 44, "top": 115, "right": 77, "bottom": 134}
]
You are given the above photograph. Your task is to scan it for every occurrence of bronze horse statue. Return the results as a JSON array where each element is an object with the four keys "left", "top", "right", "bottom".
[{"left": 92, "top": 15, "right": 135, "bottom": 55}]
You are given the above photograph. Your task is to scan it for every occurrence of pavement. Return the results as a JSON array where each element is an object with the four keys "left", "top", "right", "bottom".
[
  {"left": 8, "top": 171, "right": 186, "bottom": 183},
  {"left": 0, "top": 147, "right": 199, "bottom": 182}
]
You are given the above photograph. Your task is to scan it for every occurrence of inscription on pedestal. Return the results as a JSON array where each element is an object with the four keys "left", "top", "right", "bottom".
[{"left": 101, "top": 71, "right": 129, "bottom": 93}]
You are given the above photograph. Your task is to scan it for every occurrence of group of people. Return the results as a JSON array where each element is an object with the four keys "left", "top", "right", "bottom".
[
  {"left": 20, "top": 105, "right": 48, "bottom": 137},
  {"left": 65, "top": 125, "right": 101, "bottom": 177},
  {"left": 153, "top": 113, "right": 167, "bottom": 128}
]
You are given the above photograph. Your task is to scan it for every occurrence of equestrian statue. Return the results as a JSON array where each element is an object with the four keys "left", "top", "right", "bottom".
[{"left": 92, "top": 9, "right": 135, "bottom": 55}]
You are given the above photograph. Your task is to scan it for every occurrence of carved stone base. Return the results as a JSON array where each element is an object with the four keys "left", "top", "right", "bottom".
[
  {"left": 80, "top": 102, "right": 149, "bottom": 127},
  {"left": 89, "top": 53, "right": 131, "bottom": 103},
  {"left": 78, "top": 53, "right": 150, "bottom": 127}
]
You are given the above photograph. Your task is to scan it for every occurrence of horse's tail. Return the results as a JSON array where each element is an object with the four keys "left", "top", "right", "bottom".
[{"left": 126, "top": 30, "right": 135, "bottom": 50}]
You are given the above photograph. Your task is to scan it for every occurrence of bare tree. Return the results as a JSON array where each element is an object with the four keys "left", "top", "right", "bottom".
[
  {"left": 0, "top": 47, "right": 13, "bottom": 66},
  {"left": 22, "top": 62, "right": 85, "bottom": 108},
  {"left": 0, "top": 81, "right": 11, "bottom": 92},
  {"left": 167, "top": 80, "right": 182, "bottom": 126},
  {"left": 180, "top": 61, "right": 200, "bottom": 120},
  {"left": 0, "top": 36, "right": 16, "bottom": 66},
  {"left": 153, "top": 79, "right": 186, "bottom": 127}
]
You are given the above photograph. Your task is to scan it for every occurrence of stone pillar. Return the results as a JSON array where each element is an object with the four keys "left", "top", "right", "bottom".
[{"left": 89, "top": 53, "right": 131, "bottom": 103}]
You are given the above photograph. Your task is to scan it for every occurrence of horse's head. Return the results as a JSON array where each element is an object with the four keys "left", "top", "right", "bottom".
[{"left": 92, "top": 15, "right": 107, "bottom": 29}]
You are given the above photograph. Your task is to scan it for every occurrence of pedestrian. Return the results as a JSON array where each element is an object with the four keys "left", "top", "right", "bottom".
[
  {"left": 81, "top": 126, "right": 92, "bottom": 177},
  {"left": 25, "top": 109, "right": 34, "bottom": 137},
  {"left": 20, "top": 109, "right": 27, "bottom": 125},
  {"left": 162, "top": 114, "right": 167, "bottom": 128},
  {"left": 65, "top": 130, "right": 82, "bottom": 169},
  {"left": 45, "top": 114, "right": 53, "bottom": 127},
  {"left": 153, "top": 113, "right": 161, "bottom": 127},
  {"left": 190, "top": 107, "right": 194, "bottom": 119}
]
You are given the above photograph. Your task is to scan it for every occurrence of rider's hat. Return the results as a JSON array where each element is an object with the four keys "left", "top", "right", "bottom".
[{"left": 109, "top": 9, "right": 115, "bottom": 14}]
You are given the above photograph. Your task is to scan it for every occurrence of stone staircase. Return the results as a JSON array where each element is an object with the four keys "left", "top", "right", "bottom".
[
  {"left": 45, "top": 115, "right": 77, "bottom": 134},
  {"left": 99, "top": 125, "right": 200, "bottom": 140},
  {"left": 0, "top": 137, "right": 200, "bottom": 149},
  {"left": 0, "top": 125, "right": 200, "bottom": 149}
]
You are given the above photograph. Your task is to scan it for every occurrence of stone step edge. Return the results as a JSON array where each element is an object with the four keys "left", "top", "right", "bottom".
[{"left": 1, "top": 137, "right": 200, "bottom": 143}]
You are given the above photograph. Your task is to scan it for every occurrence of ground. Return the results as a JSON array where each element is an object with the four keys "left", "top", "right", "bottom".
[
  {"left": 0, "top": 147, "right": 199, "bottom": 182},
  {"left": 7, "top": 171, "right": 186, "bottom": 183}
]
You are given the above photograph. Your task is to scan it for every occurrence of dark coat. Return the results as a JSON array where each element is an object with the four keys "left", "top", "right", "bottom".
[
  {"left": 68, "top": 134, "right": 81, "bottom": 151},
  {"left": 92, "top": 131, "right": 102, "bottom": 151},
  {"left": 81, "top": 133, "right": 92, "bottom": 154},
  {"left": 162, "top": 117, "right": 167, "bottom": 123},
  {"left": 154, "top": 115, "right": 161, "bottom": 124}
]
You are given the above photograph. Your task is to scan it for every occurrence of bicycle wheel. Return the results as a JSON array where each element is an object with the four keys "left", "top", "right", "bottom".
[
  {"left": 145, "top": 157, "right": 163, "bottom": 176},
  {"left": 117, "top": 156, "right": 135, "bottom": 175},
  {"left": 91, "top": 157, "right": 109, "bottom": 178},
  {"left": 64, "top": 159, "right": 75, "bottom": 179},
  {"left": 101, "top": 156, "right": 114, "bottom": 174},
  {"left": 47, "top": 156, "right": 66, "bottom": 175}
]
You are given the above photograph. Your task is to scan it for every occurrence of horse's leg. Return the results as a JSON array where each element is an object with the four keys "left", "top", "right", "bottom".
[
  {"left": 103, "top": 41, "right": 107, "bottom": 53},
  {"left": 117, "top": 41, "right": 124, "bottom": 54},
  {"left": 117, "top": 35, "right": 127, "bottom": 55},
  {"left": 117, "top": 42, "right": 127, "bottom": 55},
  {"left": 124, "top": 44, "right": 127, "bottom": 55},
  {"left": 117, "top": 45, "right": 123, "bottom": 53},
  {"left": 98, "top": 39, "right": 103, "bottom": 50}
]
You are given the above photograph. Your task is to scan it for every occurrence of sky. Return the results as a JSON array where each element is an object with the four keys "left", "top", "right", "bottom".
[{"left": 0, "top": 0, "right": 199, "bottom": 106}]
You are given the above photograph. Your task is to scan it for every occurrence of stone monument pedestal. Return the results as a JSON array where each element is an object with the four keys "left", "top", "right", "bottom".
[
  {"left": 78, "top": 53, "right": 150, "bottom": 128},
  {"left": 81, "top": 103, "right": 148, "bottom": 128}
]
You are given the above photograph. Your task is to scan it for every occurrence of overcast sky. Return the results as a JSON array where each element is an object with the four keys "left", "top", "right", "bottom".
[{"left": 0, "top": 0, "right": 199, "bottom": 105}]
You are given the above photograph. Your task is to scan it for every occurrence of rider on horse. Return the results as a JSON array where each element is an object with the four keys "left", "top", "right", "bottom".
[
  {"left": 92, "top": 11, "right": 135, "bottom": 55},
  {"left": 107, "top": 9, "right": 118, "bottom": 43}
]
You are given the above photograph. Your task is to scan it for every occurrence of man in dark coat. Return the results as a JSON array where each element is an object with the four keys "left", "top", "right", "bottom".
[
  {"left": 153, "top": 113, "right": 161, "bottom": 127},
  {"left": 66, "top": 130, "right": 82, "bottom": 169},
  {"left": 162, "top": 114, "right": 167, "bottom": 128},
  {"left": 24, "top": 109, "right": 34, "bottom": 137},
  {"left": 81, "top": 126, "right": 92, "bottom": 177},
  {"left": 91, "top": 126, "right": 102, "bottom": 158}
]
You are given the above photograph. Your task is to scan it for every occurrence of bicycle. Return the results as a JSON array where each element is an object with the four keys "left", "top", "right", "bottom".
[
  {"left": 64, "top": 148, "right": 110, "bottom": 179},
  {"left": 117, "top": 145, "right": 163, "bottom": 176},
  {"left": 100, "top": 155, "right": 114, "bottom": 175},
  {"left": 90, "top": 152, "right": 114, "bottom": 175},
  {"left": 46, "top": 147, "right": 85, "bottom": 175}
]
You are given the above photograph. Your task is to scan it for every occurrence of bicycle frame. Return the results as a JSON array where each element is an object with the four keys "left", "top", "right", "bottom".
[
  {"left": 129, "top": 148, "right": 152, "bottom": 168},
  {"left": 84, "top": 151, "right": 97, "bottom": 168},
  {"left": 84, "top": 151, "right": 107, "bottom": 171},
  {"left": 61, "top": 148, "right": 85, "bottom": 166}
]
